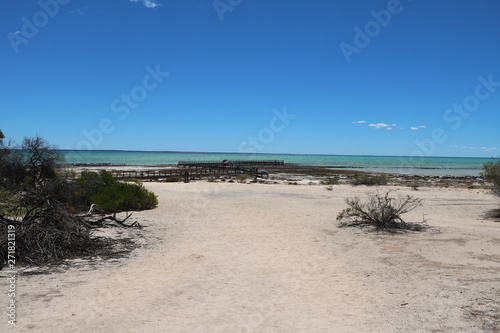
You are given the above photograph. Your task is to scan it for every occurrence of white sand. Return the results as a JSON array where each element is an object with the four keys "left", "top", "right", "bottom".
[{"left": 2, "top": 182, "right": 500, "bottom": 332}]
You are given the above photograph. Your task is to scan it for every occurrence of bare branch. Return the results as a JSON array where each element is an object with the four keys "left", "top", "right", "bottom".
[{"left": 337, "top": 190, "right": 424, "bottom": 230}]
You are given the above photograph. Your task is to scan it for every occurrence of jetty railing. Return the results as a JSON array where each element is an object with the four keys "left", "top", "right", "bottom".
[
  {"left": 110, "top": 165, "right": 269, "bottom": 183},
  {"left": 70, "top": 160, "right": 278, "bottom": 183},
  {"left": 178, "top": 160, "right": 284, "bottom": 168}
]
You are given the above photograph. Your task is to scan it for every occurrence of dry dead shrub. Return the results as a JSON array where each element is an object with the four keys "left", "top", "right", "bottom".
[{"left": 337, "top": 190, "right": 425, "bottom": 230}]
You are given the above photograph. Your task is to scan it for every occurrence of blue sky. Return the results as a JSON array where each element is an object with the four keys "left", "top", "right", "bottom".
[{"left": 1, "top": 0, "right": 499, "bottom": 157}]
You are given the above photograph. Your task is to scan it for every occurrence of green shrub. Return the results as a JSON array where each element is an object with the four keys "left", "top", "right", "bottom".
[
  {"left": 337, "top": 191, "right": 423, "bottom": 230},
  {"left": 87, "top": 182, "right": 158, "bottom": 212},
  {"left": 164, "top": 176, "right": 182, "bottom": 183},
  {"left": 408, "top": 182, "right": 420, "bottom": 191},
  {"left": 236, "top": 173, "right": 250, "bottom": 183},
  {"left": 482, "top": 161, "right": 500, "bottom": 197},
  {"left": 320, "top": 175, "right": 339, "bottom": 185},
  {"left": 76, "top": 171, "right": 158, "bottom": 212},
  {"left": 76, "top": 170, "right": 115, "bottom": 193},
  {"left": 0, "top": 188, "right": 21, "bottom": 216},
  {"left": 352, "top": 173, "right": 389, "bottom": 186}
]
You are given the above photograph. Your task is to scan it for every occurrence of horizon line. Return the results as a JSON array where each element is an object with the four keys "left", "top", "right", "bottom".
[{"left": 56, "top": 149, "right": 499, "bottom": 160}]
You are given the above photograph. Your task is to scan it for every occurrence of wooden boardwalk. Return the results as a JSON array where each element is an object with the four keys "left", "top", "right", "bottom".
[
  {"left": 178, "top": 160, "right": 284, "bottom": 168},
  {"left": 110, "top": 160, "right": 280, "bottom": 182}
]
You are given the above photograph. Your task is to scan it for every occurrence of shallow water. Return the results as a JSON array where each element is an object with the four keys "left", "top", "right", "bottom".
[{"left": 60, "top": 151, "right": 498, "bottom": 177}]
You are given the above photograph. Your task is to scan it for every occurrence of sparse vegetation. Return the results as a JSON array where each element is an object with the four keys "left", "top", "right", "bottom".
[
  {"left": 0, "top": 134, "right": 62, "bottom": 189},
  {"left": 236, "top": 173, "right": 250, "bottom": 183},
  {"left": 482, "top": 160, "right": 500, "bottom": 197},
  {"left": 408, "top": 182, "right": 420, "bottom": 191},
  {"left": 0, "top": 133, "right": 105, "bottom": 266},
  {"left": 0, "top": 131, "right": 157, "bottom": 267},
  {"left": 352, "top": 173, "right": 389, "bottom": 186},
  {"left": 482, "top": 160, "right": 500, "bottom": 218},
  {"left": 163, "top": 176, "right": 182, "bottom": 183},
  {"left": 320, "top": 175, "right": 339, "bottom": 185},
  {"left": 337, "top": 191, "right": 424, "bottom": 230}
]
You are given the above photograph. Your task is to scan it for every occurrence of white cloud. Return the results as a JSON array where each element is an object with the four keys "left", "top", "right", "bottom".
[
  {"left": 368, "top": 123, "right": 390, "bottom": 129},
  {"left": 130, "top": 0, "right": 160, "bottom": 8},
  {"left": 358, "top": 122, "right": 427, "bottom": 131},
  {"left": 449, "top": 145, "right": 497, "bottom": 152},
  {"left": 449, "top": 145, "right": 473, "bottom": 149}
]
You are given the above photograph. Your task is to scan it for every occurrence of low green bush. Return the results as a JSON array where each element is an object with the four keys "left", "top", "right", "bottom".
[
  {"left": 164, "top": 176, "right": 182, "bottom": 183},
  {"left": 352, "top": 173, "right": 389, "bottom": 186},
  {"left": 236, "top": 173, "right": 250, "bottom": 183},
  {"left": 87, "top": 182, "right": 158, "bottom": 212},
  {"left": 76, "top": 171, "right": 158, "bottom": 212}
]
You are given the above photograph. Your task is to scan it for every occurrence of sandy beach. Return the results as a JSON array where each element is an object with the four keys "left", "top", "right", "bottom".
[{"left": 2, "top": 180, "right": 500, "bottom": 332}]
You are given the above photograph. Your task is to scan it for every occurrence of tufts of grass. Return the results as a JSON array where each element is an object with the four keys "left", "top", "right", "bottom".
[{"left": 236, "top": 174, "right": 250, "bottom": 183}]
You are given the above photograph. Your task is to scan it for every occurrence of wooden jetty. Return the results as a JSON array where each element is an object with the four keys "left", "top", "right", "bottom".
[
  {"left": 109, "top": 160, "right": 280, "bottom": 183},
  {"left": 178, "top": 160, "right": 284, "bottom": 168}
]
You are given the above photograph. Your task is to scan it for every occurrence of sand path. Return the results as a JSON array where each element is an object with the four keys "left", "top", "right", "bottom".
[{"left": 2, "top": 183, "right": 500, "bottom": 332}]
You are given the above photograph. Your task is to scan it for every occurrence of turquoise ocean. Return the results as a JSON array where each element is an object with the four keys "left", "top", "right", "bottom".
[{"left": 60, "top": 151, "right": 499, "bottom": 177}]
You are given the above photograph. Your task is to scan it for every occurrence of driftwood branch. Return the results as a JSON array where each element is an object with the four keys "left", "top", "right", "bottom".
[{"left": 86, "top": 210, "right": 141, "bottom": 228}]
